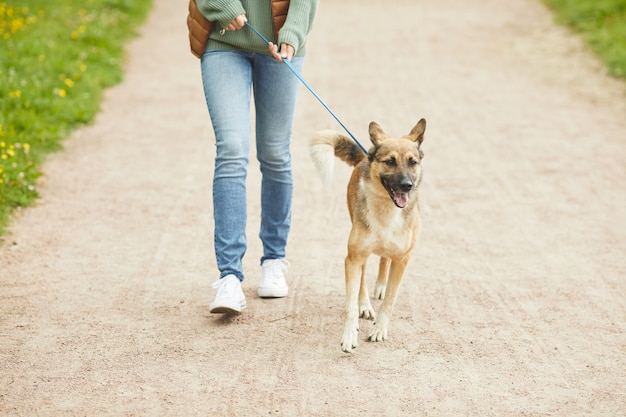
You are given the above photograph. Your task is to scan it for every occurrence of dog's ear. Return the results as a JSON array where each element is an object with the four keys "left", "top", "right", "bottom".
[
  {"left": 369, "top": 121, "right": 387, "bottom": 146},
  {"left": 407, "top": 118, "right": 426, "bottom": 146}
]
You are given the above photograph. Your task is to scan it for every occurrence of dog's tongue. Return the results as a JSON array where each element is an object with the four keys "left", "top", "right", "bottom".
[{"left": 394, "top": 192, "right": 409, "bottom": 208}]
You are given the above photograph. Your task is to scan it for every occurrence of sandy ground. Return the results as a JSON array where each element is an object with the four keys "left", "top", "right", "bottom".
[{"left": 1, "top": 0, "right": 625, "bottom": 415}]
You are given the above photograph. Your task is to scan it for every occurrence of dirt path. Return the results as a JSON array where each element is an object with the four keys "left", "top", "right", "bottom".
[{"left": 1, "top": 0, "right": 625, "bottom": 415}]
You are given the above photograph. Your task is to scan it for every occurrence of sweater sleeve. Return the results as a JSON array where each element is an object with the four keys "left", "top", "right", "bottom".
[
  {"left": 278, "top": 0, "right": 319, "bottom": 55},
  {"left": 197, "top": 0, "right": 246, "bottom": 30}
]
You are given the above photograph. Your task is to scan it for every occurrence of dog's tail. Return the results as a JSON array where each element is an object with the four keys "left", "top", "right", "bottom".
[{"left": 309, "top": 131, "right": 366, "bottom": 187}]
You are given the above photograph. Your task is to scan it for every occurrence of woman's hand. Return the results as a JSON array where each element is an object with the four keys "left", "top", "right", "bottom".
[
  {"left": 269, "top": 42, "right": 294, "bottom": 63},
  {"left": 224, "top": 14, "right": 247, "bottom": 31}
]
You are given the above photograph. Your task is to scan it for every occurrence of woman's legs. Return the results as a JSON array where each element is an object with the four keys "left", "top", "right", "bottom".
[
  {"left": 200, "top": 50, "right": 304, "bottom": 283},
  {"left": 201, "top": 50, "right": 253, "bottom": 281},
  {"left": 252, "top": 55, "right": 304, "bottom": 263}
]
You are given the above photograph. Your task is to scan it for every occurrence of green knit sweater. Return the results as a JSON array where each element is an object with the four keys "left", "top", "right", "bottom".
[{"left": 197, "top": 0, "right": 318, "bottom": 57}]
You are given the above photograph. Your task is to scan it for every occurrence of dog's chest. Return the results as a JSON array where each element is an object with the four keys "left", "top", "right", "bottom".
[
  {"left": 365, "top": 205, "right": 404, "bottom": 235},
  {"left": 363, "top": 201, "right": 415, "bottom": 254}
]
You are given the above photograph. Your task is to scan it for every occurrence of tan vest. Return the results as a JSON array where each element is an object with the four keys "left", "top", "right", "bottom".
[{"left": 187, "top": 0, "right": 290, "bottom": 58}]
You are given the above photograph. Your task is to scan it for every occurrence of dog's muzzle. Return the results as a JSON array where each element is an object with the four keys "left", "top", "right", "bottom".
[{"left": 382, "top": 178, "right": 412, "bottom": 209}]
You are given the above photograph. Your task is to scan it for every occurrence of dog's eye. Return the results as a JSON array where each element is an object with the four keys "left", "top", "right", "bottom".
[
  {"left": 385, "top": 158, "right": 396, "bottom": 167},
  {"left": 408, "top": 158, "right": 418, "bottom": 167}
]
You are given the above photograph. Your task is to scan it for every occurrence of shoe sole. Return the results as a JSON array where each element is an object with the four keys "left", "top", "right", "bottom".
[
  {"left": 210, "top": 302, "right": 246, "bottom": 314},
  {"left": 257, "top": 287, "right": 288, "bottom": 298}
]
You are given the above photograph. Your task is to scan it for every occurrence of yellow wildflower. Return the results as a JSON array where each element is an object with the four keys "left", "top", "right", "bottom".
[
  {"left": 64, "top": 78, "right": 74, "bottom": 88},
  {"left": 10, "top": 17, "right": 24, "bottom": 33}
]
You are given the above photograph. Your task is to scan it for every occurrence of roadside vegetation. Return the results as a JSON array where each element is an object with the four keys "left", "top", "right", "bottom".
[
  {"left": 0, "top": 0, "right": 152, "bottom": 235},
  {"left": 543, "top": 0, "right": 626, "bottom": 78}
]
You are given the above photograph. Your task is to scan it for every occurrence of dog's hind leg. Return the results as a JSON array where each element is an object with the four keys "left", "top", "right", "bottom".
[
  {"left": 358, "top": 262, "right": 376, "bottom": 320},
  {"left": 341, "top": 254, "right": 365, "bottom": 353},
  {"left": 374, "top": 257, "right": 390, "bottom": 299},
  {"left": 369, "top": 256, "right": 409, "bottom": 343}
]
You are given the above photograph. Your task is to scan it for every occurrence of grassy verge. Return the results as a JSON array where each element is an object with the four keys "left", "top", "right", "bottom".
[
  {"left": 543, "top": 0, "right": 626, "bottom": 79},
  {"left": 0, "top": 0, "right": 152, "bottom": 235}
]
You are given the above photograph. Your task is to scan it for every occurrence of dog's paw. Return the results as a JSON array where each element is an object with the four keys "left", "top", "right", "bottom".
[
  {"left": 368, "top": 321, "right": 389, "bottom": 343},
  {"left": 341, "top": 320, "right": 359, "bottom": 353},
  {"left": 374, "top": 282, "right": 386, "bottom": 299}
]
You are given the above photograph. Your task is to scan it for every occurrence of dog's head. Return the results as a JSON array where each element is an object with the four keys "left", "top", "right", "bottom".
[{"left": 367, "top": 119, "right": 426, "bottom": 208}]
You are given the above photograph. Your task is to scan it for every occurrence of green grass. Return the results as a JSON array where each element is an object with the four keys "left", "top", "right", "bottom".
[
  {"left": 543, "top": 0, "right": 626, "bottom": 78},
  {"left": 0, "top": 0, "right": 152, "bottom": 235}
]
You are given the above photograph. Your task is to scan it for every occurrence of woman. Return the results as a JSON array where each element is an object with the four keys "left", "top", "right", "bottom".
[{"left": 197, "top": 0, "right": 318, "bottom": 314}]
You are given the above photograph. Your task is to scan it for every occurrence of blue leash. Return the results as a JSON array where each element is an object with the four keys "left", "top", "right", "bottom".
[{"left": 244, "top": 21, "right": 367, "bottom": 154}]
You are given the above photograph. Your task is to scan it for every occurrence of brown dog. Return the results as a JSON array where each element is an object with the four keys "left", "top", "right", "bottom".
[{"left": 310, "top": 119, "right": 426, "bottom": 352}]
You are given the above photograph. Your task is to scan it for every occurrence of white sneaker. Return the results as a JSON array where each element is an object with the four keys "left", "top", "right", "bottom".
[
  {"left": 258, "top": 259, "right": 290, "bottom": 298},
  {"left": 210, "top": 275, "right": 246, "bottom": 314}
]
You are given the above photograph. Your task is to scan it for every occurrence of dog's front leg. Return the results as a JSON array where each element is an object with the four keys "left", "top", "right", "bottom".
[
  {"left": 341, "top": 255, "right": 364, "bottom": 353},
  {"left": 369, "top": 256, "right": 409, "bottom": 343}
]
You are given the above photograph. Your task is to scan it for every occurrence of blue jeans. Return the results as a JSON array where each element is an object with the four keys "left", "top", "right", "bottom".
[{"left": 200, "top": 50, "right": 304, "bottom": 282}]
